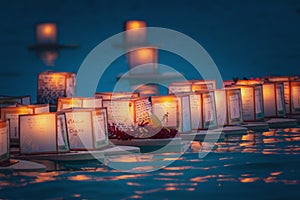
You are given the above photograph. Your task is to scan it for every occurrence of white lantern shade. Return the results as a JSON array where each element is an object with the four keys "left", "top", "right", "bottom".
[
  {"left": 230, "top": 84, "right": 264, "bottom": 121},
  {"left": 151, "top": 96, "right": 178, "bottom": 128},
  {"left": 0, "top": 120, "right": 9, "bottom": 164},
  {"left": 19, "top": 113, "right": 69, "bottom": 154},
  {"left": 214, "top": 88, "right": 243, "bottom": 126},
  {"left": 103, "top": 97, "right": 151, "bottom": 128},
  {"left": 63, "top": 108, "right": 108, "bottom": 150},
  {"left": 291, "top": 80, "right": 300, "bottom": 114},
  {"left": 0, "top": 95, "right": 31, "bottom": 107},
  {"left": 37, "top": 71, "right": 76, "bottom": 105}
]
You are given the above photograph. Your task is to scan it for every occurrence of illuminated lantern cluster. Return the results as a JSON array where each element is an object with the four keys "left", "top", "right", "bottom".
[{"left": 168, "top": 80, "right": 216, "bottom": 94}]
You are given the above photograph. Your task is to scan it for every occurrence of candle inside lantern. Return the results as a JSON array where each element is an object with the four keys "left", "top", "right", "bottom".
[
  {"left": 36, "top": 23, "right": 57, "bottom": 44},
  {"left": 125, "top": 20, "right": 146, "bottom": 45},
  {"left": 127, "top": 47, "right": 158, "bottom": 74}
]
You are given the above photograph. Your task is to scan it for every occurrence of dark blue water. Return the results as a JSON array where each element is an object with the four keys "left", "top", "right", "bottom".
[{"left": 1, "top": 128, "right": 300, "bottom": 199}]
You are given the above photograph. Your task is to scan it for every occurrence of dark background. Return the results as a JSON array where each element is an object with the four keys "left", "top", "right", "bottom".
[{"left": 0, "top": 0, "right": 299, "bottom": 101}]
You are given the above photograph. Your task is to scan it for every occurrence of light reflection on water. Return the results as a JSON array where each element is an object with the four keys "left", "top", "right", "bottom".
[{"left": 1, "top": 128, "right": 300, "bottom": 199}]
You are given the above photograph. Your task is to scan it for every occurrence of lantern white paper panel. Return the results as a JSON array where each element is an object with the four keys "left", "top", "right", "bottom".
[{"left": 20, "top": 114, "right": 57, "bottom": 154}]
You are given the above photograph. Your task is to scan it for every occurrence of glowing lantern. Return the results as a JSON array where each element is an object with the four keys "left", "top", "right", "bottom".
[
  {"left": 0, "top": 95, "right": 31, "bottom": 107},
  {"left": 0, "top": 104, "right": 49, "bottom": 146},
  {"left": 103, "top": 97, "right": 151, "bottom": 128},
  {"left": 263, "top": 76, "right": 299, "bottom": 114},
  {"left": 19, "top": 113, "right": 69, "bottom": 154},
  {"left": 291, "top": 80, "right": 300, "bottom": 114},
  {"left": 37, "top": 71, "right": 76, "bottom": 106},
  {"left": 230, "top": 84, "right": 264, "bottom": 121},
  {"left": 235, "top": 80, "right": 286, "bottom": 117},
  {"left": 36, "top": 23, "right": 57, "bottom": 44},
  {"left": 0, "top": 120, "right": 9, "bottom": 165},
  {"left": 95, "top": 92, "right": 139, "bottom": 100},
  {"left": 151, "top": 96, "right": 178, "bottom": 129},
  {"left": 214, "top": 88, "right": 243, "bottom": 126},
  {"left": 124, "top": 20, "right": 146, "bottom": 45},
  {"left": 175, "top": 94, "right": 192, "bottom": 133},
  {"left": 57, "top": 97, "right": 102, "bottom": 112},
  {"left": 188, "top": 91, "right": 218, "bottom": 129},
  {"left": 62, "top": 108, "right": 108, "bottom": 150},
  {"left": 127, "top": 47, "right": 158, "bottom": 74}
]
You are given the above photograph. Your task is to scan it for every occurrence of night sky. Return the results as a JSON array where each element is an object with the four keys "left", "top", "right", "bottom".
[{"left": 0, "top": 0, "right": 300, "bottom": 101}]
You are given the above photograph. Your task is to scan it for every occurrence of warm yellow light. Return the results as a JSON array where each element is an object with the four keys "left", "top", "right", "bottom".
[
  {"left": 135, "top": 48, "right": 153, "bottom": 61},
  {"left": 125, "top": 20, "right": 146, "bottom": 30},
  {"left": 36, "top": 23, "right": 57, "bottom": 44},
  {"left": 42, "top": 24, "right": 55, "bottom": 36}
]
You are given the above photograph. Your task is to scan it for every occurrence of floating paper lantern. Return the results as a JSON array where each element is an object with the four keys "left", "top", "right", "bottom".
[
  {"left": 188, "top": 91, "right": 218, "bottom": 129},
  {"left": 263, "top": 76, "right": 299, "bottom": 114},
  {"left": 36, "top": 23, "right": 57, "bottom": 44},
  {"left": 103, "top": 97, "right": 151, "bottom": 128},
  {"left": 291, "top": 80, "right": 300, "bottom": 114},
  {"left": 168, "top": 80, "right": 216, "bottom": 94},
  {"left": 230, "top": 84, "right": 264, "bottom": 121},
  {"left": 95, "top": 92, "right": 139, "bottom": 100},
  {"left": 0, "top": 120, "right": 9, "bottom": 165},
  {"left": 1, "top": 104, "right": 49, "bottom": 146},
  {"left": 62, "top": 108, "right": 108, "bottom": 150},
  {"left": 37, "top": 71, "right": 76, "bottom": 105},
  {"left": 214, "top": 88, "right": 243, "bottom": 126},
  {"left": 57, "top": 97, "right": 102, "bottom": 112},
  {"left": 19, "top": 113, "right": 69, "bottom": 154},
  {"left": 150, "top": 96, "right": 178, "bottom": 129},
  {"left": 124, "top": 20, "right": 146, "bottom": 45},
  {"left": 127, "top": 47, "right": 158, "bottom": 74},
  {"left": 0, "top": 95, "right": 31, "bottom": 107},
  {"left": 235, "top": 80, "right": 286, "bottom": 117}
]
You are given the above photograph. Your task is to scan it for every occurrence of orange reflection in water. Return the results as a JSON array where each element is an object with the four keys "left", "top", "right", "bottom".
[
  {"left": 239, "top": 177, "right": 260, "bottom": 183},
  {"left": 68, "top": 175, "right": 91, "bottom": 181}
]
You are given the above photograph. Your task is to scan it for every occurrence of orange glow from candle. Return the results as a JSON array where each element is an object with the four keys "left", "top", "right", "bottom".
[
  {"left": 36, "top": 23, "right": 57, "bottom": 44},
  {"left": 125, "top": 20, "right": 146, "bottom": 30}
]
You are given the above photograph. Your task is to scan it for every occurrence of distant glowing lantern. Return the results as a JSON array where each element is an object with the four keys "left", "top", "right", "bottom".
[
  {"left": 188, "top": 91, "right": 218, "bottom": 129},
  {"left": 37, "top": 71, "right": 76, "bottom": 106},
  {"left": 263, "top": 76, "right": 299, "bottom": 114},
  {"left": 57, "top": 97, "right": 102, "bottom": 112},
  {"left": 19, "top": 113, "right": 69, "bottom": 154},
  {"left": 0, "top": 95, "right": 31, "bottom": 107},
  {"left": 95, "top": 92, "right": 139, "bottom": 100},
  {"left": 0, "top": 104, "right": 49, "bottom": 146},
  {"left": 131, "top": 84, "right": 159, "bottom": 97},
  {"left": 236, "top": 80, "right": 286, "bottom": 117},
  {"left": 36, "top": 23, "right": 57, "bottom": 44},
  {"left": 230, "top": 84, "right": 264, "bottom": 121},
  {"left": 62, "top": 108, "right": 108, "bottom": 150},
  {"left": 214, "top": 88, "right": 243, "bottom": 126},
  {"left": 127, "top": 47, "right": 158, "bottom": 74},
  {"left": 103, "top": 97, "right": 151, "bottom": 128},
  {"left": 0, "top": 120, "right": 9, "bottom": 165},
  {"left": 124, "top": 20, "right": 146, "bottom": 45}
]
